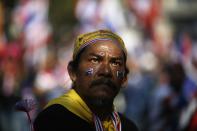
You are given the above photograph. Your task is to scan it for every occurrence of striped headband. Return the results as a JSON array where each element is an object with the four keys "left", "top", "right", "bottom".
[{"left": 73, "top": 30, "right": 127, "bottom": 60}]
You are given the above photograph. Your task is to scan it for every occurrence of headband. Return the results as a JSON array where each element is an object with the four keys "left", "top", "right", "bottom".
[{"left": 73, "top": 30, "right": 127, "bottom": 60}]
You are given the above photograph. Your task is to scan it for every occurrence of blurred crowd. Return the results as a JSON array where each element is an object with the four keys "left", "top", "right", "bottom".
[{"left": 0, "top": 0, "right": 197, "bottom": 131}]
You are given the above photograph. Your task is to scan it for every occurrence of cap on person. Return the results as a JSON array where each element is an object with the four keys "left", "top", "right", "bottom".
[{"left": 73, "top": 30, "right": 127, "bottom": 60}]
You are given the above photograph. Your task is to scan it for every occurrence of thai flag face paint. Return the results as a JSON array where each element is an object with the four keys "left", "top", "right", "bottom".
[
  {"left": 85, "top": 68, "right": 94, "bottom": 76},
  {"left": 117, "top": 71, "right": 125, "bottom": 79}
]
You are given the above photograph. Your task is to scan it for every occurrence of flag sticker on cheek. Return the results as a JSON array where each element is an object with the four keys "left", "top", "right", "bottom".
[
  {"left": 85, "top": 68, "right": 94, "bottom": 76},
  {"left": 117, "top": 71, "right": 125, "bottom": 79}
]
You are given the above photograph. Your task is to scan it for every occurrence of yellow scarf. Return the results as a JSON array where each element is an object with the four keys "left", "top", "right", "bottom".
[{"left": 45, "top": 89, "right": 118, "bottom": 131}]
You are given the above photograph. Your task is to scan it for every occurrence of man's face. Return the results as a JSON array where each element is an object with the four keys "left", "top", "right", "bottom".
[{"left": 72, "top": 40, "right": 127, "bottom": 108}]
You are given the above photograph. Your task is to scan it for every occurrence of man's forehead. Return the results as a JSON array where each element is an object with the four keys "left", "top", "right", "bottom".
[{"left": 82, "top": 41, "right": 125, "bottom": 59}]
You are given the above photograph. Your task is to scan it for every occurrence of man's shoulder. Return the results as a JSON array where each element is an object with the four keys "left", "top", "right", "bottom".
[
  {"left": 38, "top": 104, "right": 70, "bottom": 116},
  {"left": 34, "top": 104, "right": 72, "bottom": 121},
  {"left": 33, "top": 104, "right": 94, "bottom": 131},
  {"left": 33, "top": 104, "right": 74, "bottom": 129},
  {"left": 119, "top": 113, "right": 139, "bottom": 131}
]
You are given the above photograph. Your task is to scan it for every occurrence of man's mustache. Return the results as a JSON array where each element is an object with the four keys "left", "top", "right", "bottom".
[{"left": 90, "top": 78, "right": 118, "bottom": 90}]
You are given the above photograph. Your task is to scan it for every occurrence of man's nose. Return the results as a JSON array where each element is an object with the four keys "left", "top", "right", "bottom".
[{"left": 98, "top": 61, "right": 112, "bottom": 77}]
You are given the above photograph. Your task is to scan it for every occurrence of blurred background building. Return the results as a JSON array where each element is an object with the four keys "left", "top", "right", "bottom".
[{"left": 0, "top": 0, "right": 197, "bottom": 131}]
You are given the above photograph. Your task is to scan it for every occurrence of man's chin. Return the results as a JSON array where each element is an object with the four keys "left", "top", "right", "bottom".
[{"left": 85, "top": 96, "right": 113, "bottom": 108}]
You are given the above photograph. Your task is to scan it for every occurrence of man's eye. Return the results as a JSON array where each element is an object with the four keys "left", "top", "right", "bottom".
[
  {"left": 90, "top": 58, "right": 99, "bottom": 63},
  {"left": 112, "top": 61, "right": 122, "bottom": 66}
]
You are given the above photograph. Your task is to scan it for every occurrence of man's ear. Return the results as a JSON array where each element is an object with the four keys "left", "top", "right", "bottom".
[{"left": 67, "top": 61, "right": 77, "bottom": 82}]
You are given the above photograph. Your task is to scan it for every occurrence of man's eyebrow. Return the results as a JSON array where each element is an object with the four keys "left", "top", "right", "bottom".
[
  {"left": 110, "top": 56, "right": 124, "bottom": 60},
  {"left": 88, "top": 53, "right": 102, "bottom": 57},
  {"left": 88, "top": 52, "right": 124, "bottom": 60}
]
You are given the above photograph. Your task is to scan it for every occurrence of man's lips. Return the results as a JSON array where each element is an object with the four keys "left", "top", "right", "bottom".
[{"left": 90, "top": 78, "right": 118, "bottom": 93}]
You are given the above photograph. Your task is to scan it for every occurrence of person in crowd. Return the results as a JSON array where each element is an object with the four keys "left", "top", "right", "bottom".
[{"left": 33, "top": 29, "right": 139, "bottom": 131}]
